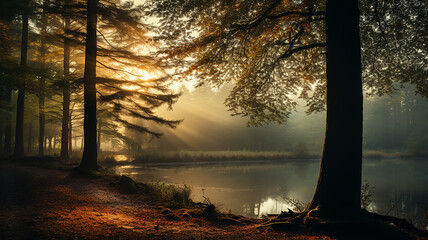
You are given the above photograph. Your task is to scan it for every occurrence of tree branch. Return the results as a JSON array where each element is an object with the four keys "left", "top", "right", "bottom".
[
  {"left": 279, "top": 42, "right": 326, "bottom": 59},
  {"left": 266, "top": 11, "right": 326, "bottom": 20}
]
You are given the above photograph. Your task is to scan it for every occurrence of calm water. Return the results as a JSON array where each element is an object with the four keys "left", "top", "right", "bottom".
[{"left": 114, "top": 158, "right": 428, "bottom": 229}]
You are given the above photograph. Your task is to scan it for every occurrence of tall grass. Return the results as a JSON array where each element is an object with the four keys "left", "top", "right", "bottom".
[
  {"left": 363, "top": 150, "right": 428, "bottom": 159},
  {"left": 132, "top": 150, "right": 316, "bottom": 164},
  {"left": 148, "top": 182, "right": 192, "bottom": 208},
  {"left": 103, "top": 149, "right": 427, "bottom": 165}
]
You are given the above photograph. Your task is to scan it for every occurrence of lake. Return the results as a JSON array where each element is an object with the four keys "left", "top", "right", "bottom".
[{"left": 114, "top": 158, "right": 428, "bottom": 230}]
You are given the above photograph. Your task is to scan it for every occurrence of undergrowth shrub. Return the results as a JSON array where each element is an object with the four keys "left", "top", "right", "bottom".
[{"left": 149, "top": 182, "right": 191, "bottom": 208}]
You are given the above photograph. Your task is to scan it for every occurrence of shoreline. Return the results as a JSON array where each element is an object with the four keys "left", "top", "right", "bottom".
[{"left": 1, "top": 157, "right": 426, "bottom": 239}]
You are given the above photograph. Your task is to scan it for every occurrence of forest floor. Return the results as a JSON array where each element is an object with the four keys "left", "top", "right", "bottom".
[{"left": 0, "top": 158, "right": 426, "bottom": 240}]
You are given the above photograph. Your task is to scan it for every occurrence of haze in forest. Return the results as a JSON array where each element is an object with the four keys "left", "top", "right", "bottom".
[{"left": 125, "top": 83, "right": 428, "bottom": 156}]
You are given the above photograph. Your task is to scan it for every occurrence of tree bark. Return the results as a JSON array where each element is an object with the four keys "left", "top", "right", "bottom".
[
  {"left": 60, "top": 15, "right": 71, "bottom": 160},
  {"left": 3, "top": 87, "right": 12, "bottom": 156},
  {"left": 0, "top": 127, "right": 3, "bottom": 156},
  {"left": 97, "top": 117, "right": 101, "bottom": 153},
  {"left": 307, "top": 0, "right": 363, "bottom": 219},
  {"left": 69, "top": 113, "right": 72, "bottom": 156},
  {"left": 38, "top": 85, "right": 45, "bottom": 156},
  {"left": 79, "top": 0, "right": 98, "bottom": 170},
  {"left": 27, "top": 121, "right": 33, "bottom": 154},
  {"left": 38, "top": 4, "right": 47, "bottom": 157},
  {"left": 3, "top": 124, "right": 11, "bottom": 156},
  {"left": 14, "top": 5, "right": 29, "bottom": 158}
]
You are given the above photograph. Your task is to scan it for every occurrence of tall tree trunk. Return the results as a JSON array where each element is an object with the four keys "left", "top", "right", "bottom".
[
  {"left": 60, "top": 15, "right": 71, "bottom": 160},
  {"left": 79, "top": 0, "right": 98, "bottom": 170},
  {"left": 38, "top": 88, "right": 45, "bottom": 156},
  {"left": 307, "top": 0, "right": 363, "bottom": 219},
  {"left": 38, "top": 3, "right": 47, "bottom": 157},
  {"left": 0, "top": 127, "right": 3, "bottom": 156},
  {"left": 69, "top": 113, "right": 72, "bottom": 156},
  {"left": 3, "top": 87, "right": 12, "bottom": 156},
  {"left": 27, "top": 121, "right": 33, "bottom": 154},
  {"left": 97, "top": 117, "right": 101, "bottom": 153},
  {"left": 4, "top": 124, "right": 11, "bottom": 156},
  {"left": 14, "top": 5, "right": 29, "bottom": 158}
]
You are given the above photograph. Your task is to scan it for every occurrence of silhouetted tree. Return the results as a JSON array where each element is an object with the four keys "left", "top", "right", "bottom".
[
  {"left": 14, "top": 0, "right": 30, "bottom": 157},
  {"left": 77, "top": 0, "right": 98, "bottom": 169},
  {"left": 0, "top": 21, "right": 14, "bottom": 156},
  {"left": 37, "top": 0, "right": 48, "bottom": 156},
  {"left": 60, "top": 9, "right": 71, "bottom": 160},
  {"left": 75, "top": 0, "right": 181, "bottom": 170}
]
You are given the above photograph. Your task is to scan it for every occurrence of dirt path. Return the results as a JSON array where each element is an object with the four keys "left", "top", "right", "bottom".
[{"left": 0, "top": 163, "right": 328, "bottom": 239}]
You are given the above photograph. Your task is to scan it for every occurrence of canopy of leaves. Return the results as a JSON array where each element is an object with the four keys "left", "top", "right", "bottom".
[
  {"left": 146, "top": 0, "right": 427, "bottom": 126},
  {"left": 360, "top": 0, "right": 428, "bottom": 97}
]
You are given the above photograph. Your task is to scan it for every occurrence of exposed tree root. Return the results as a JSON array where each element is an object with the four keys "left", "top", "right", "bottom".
[{"left": 257, "top": 208, "right": 427, "bottom": 240}]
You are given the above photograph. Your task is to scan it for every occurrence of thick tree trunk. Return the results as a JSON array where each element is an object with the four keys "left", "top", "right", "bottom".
[
  {"left": 14, "top": 8, "right": 29, "bottom": 158},
  {"left": 307, "top": 0, "right": 363, "bottom": 219},
  {"left": 60, "top": 16, "right": 71, "bottom": 160},
  {"left": 79, "top": 0, "right": 98, "bottom": 170}
]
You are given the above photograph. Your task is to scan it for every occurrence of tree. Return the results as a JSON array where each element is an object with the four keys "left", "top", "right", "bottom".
[
  {"left": 79, "top": 0, "right": 98, "bottom": 170},
  {"left": 11, "top": 0, "right": 30, "bottom": 157},
  {"left": 75, "top": 0, "right": 181, "bottom": 170},
  {"left": 147, "top": 0, "right": 427, "bottom": 219},
  {"left": 37, "top": 0, "right": 87, "bottom": 159},
  {"left": 37, "top": 0, "right": 48, "bottom": 156},
  {"left": 0, "top": 20, "right": 15, "bottom": 156},
  {"left": 60, "top": 13, "right": 71, "bottom": 160},
  {"left": 0, "top": 0, "right": 183, "bottom": 166},
  {"left": 306, "top": 0, "right": 362, "bottom": 218}
]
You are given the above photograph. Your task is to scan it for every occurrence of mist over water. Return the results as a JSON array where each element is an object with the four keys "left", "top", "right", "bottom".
[
  {"left": 143, "top": 84, "right": 428, "bottom": 157},
  {"left": 115, "top": 158, "right": 428, "bottom": 229}
]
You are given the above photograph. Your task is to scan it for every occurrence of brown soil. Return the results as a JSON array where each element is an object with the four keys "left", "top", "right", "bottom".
[{"left": 0, "top": 161, "right": 328, "bottom": 240}]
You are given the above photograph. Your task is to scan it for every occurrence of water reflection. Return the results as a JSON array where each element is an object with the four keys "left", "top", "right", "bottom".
[
  {"left": 258, "top": 197, "right": 295, "bottom": 217},
  {"left": 114, "top": 158, "right": 428, "bottom": 229},
  {"left": 111, "top": 155, "right": 135, "bottom": 162}
]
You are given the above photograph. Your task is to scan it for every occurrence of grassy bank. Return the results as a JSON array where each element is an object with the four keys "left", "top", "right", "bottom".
[
  {"left": 102, "top": 150, "right": 317, "bottom": 165},
  {"left": 100, "top": 149, "right": 428, "bottom": 166}
]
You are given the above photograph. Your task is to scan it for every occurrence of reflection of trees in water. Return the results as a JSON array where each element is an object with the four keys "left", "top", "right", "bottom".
[
  {"left": 114, "top": 161, "right": 427, "bottom": 229},
  {"left": 378, "top": 193, "right": 427, "bottom": 230},
  {"left": 242, "top": 197, "right": 300, "bottom": 218},
  {"left": 245, "top": 193, "right": 427, "bottom": 230}
]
